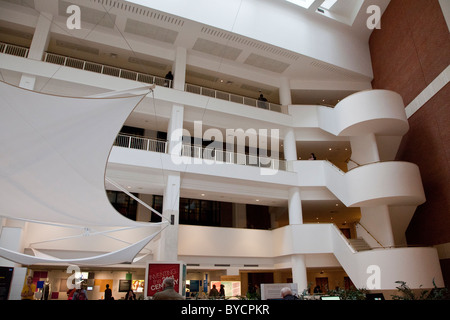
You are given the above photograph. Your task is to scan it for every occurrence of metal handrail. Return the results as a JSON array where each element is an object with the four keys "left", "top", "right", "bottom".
[
  {"left": 184, "top": 83, "right": 285, "bottom": 114},
  {"left": 356, "top": 222, "right": 385, "bottom": 248}
]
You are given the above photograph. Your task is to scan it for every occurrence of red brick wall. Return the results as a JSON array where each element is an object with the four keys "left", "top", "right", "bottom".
[{"left": 369, "top": 0, "right": 450, "bottom": 246}]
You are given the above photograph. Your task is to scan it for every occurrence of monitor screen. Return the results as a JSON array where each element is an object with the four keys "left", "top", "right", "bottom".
[{"left": 320, "top": 296, "right": 340, "bottom": 300}]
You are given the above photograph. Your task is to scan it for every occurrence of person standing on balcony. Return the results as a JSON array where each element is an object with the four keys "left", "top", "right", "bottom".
[
  {"left": 165, "top": 71, "right": 173, "bottom": 88},
  {"left": 258, "top": 93, "right": 268, "bottom": 109}
]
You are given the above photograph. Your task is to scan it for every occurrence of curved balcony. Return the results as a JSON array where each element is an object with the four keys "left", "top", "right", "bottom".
[
  {"left": 317, "top": 90, "right": 409, "bottom": 137},
  {"left": 323, "top": 160, "right": 426, "bottom": 207}
]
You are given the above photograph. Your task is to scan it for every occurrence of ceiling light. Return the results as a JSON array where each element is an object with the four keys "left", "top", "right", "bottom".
[
  {"left": 201, "top": 194, "right": 205, "bottom": 196},
  {"left": 256, "top": 199, "right": 260, "bottom": 202}
]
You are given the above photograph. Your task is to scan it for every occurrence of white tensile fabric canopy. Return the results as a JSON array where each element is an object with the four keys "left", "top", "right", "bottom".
[{"left": 0, "top": 81, "right": 165, "bottom": 265}]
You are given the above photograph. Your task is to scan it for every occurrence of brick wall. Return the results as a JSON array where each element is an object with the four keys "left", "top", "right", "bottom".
[{"left": 369, "top": 0, "right": 450, "bottom": 246}]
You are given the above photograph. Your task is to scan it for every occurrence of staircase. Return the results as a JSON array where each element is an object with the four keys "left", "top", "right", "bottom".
[{"left": 348, "top": 238, "right": 372, "bottom": 252}]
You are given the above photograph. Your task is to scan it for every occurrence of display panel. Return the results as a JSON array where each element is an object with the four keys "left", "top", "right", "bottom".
[
  {"left": 0, "top": 267, "right": 14, "bottom": 300},
  {"left": 131, "top": 280, "right": 145, "bottom": 293},
  {"left": 145, "top": 263, "right": 183, "bottom": 297},
  {"left": 119, "top": 280, "right": 131, "bottom": 292}
]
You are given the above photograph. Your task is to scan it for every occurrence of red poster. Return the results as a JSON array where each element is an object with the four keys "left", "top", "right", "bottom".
[{"left": 146, "top": 263, "right": 180, "bottom": 296}]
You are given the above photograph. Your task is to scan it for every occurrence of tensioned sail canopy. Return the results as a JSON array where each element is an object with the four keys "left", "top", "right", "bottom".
[
  {"left": 0, "top": 232, "right": 158, "bottom": 266},
  {"left": 0, "top": 80, "right": 151, "bottom": 228}
]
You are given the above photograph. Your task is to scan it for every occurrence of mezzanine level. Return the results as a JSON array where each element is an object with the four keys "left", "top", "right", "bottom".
[
  {"left": 0, "top": 42, "right": 286, "bottom": 113},
  {"left": 113, "top": 133, "right": 288, "bottom": 171}
]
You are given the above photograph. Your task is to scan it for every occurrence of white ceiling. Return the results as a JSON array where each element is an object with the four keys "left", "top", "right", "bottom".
[{"left": 0, "top": 0, "right": 390, "bottom": 104}]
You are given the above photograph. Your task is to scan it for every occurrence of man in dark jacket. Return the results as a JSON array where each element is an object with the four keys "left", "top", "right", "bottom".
[{"left": 281, "top": 287, "right": 299, "bottom": 300}]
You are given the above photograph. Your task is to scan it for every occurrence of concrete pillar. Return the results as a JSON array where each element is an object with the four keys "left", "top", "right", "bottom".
[
  {"left": 288, "top": 187, "right": 303, "bottom": 225},
  {"left": 279, "top": 77, "right": 292, "bottom": 106},
  {"left": 19, "top": 12, "right": 53, "bottom": 90},
  {"left": 172, "top": 47, "right": 187, "bottom": 91},
  {"left": 158, "top": 173, "right": 181, "bottom": 261},
  {"left": 167, "top": 104, "right": 184, "bottom": 156},
  {"left": 291, "top": 254, "right": 308, "bottom": 293},
  {"left": 283, "top": 128, "right": 297, "bottom": 161},
  {"left": 28, "top": 12, "right": 53, "bottom": 61},
  {"left": 0, "top": 226, "right": 24, "bottom": 268},
  {"left": 232, "top": 203, "right": 247, "bottom": 228}
]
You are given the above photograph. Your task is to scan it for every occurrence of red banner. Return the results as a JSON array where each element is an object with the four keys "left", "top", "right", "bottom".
[{"left": 146, "top": 263, "right": 180, "bottom": 296}]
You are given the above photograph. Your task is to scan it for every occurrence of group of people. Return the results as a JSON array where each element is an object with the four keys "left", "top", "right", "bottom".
[
  {"left": 208, "top": 284, "right": 226, "bottom": 298},
  {"left": 66, "top": 285, "right": 88, "bottom": 300}
]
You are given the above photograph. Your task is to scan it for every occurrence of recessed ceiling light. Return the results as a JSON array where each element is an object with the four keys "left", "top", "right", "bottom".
[
  {"left": 256, "top": 199, "right": 260, "bottom": 202},
  {"left": 201, "top": 194, "right": 205, "bottom": 196}
]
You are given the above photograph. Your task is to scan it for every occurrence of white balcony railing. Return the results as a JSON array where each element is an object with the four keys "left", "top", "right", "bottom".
[
  {"left": 181, "top": 144, "right": 287, "bottom": 171},
  {"left": 0, "top": 44, "right": 287, "bottom": 114},
  {"left": 40, "top": 51, "right": 286, "bottom": 114},
  {"left": 0, "top": 42, "right": 29, "bottom": 58},
  {"left": 184, "top": 83, "right": 285, "bottom": 113},
  {"left": 114, "top": 134, "right": 168, "bottom": 153},
  {"left": 43, "top": 52, "right": 172, "bottom": 87},
  {"left": 112, "top": 134, "right": 288, "bottom": 171}
]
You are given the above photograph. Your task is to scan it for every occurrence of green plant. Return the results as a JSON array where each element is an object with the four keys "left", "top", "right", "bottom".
[
  {"left": 391, "top": 279, "right": 449, "bottom": 300},
  {"left": 328, "top": 287, "right": 368, "bottom": 300}
]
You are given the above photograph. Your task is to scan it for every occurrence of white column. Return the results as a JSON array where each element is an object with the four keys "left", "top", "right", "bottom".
[
  {"left": 167, "top": 104, "right": 184, "bottom": 156},
  {"left": 0, "top": 226, "right": 24, "bottom": 268},
  {"left": 28, "top": 12, "right": 53, "bottom": 61},
  {"left": 172, "top": 47, "right": 187, "bottom": 91},
  {"left": 158, "top": 173, "right": 181, "bottom": 261},
  {"left": 279, "top": 77, "right": 292, "bottom": 106},
  {"left": 232, "top": 203, "right": 247, "bottom": 228},
  {"left": 19, "top": 12, "right": 53, "bottom": 90},
  {"left": 288, "top": 187, "right": 303, "bottom": 225},
  {"left": 283, "top": 128, "right": 297, "bottom": 161},
  {"left": 291, "top": 254, "right": 308, "bottom": 293}
]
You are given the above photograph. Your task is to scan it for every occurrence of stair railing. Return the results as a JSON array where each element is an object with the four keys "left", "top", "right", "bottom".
[{"left": 356, "top": 222, "right": 385, "bottom": 249}]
